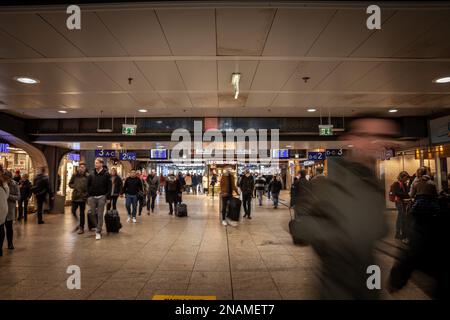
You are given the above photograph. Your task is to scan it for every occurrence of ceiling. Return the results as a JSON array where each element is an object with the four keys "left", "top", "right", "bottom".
[{"left": 0, "top": 2, "right": 450, "bottom": 119}]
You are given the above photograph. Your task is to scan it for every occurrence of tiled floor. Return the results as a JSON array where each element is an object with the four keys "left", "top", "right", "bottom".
[{"left": 0, "top": 192, "right": 429, "bottom": 300}]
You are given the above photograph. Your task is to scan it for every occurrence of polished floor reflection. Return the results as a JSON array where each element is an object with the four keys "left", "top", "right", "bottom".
[{"left": 0, "top": 193, "right": 429, "bottom": 300}]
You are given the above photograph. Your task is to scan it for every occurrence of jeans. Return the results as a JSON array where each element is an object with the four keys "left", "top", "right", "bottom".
[
  {"left": 396, "top": 201, "right": 408, "bottom": 239},
  {"left": 242, "top": 193, "right": 252, "bottom": 217},
  {"left": 256, "top": 190, "right": 264, "bottom": 206},
  {"left": 71, "top": 201, "right": 86, "bottom": 229},
  {"left": 36, "top": 195, "right": 46, "bottom": 223},
  {"left": 106, "top": 195, "right": 118, "bottom": 211},
  {"left": 192, "top": 184, "right": 197, "bottom": 195},
  {"left": 147, "top": 193, "right": 157, "bottom": 212},
  {"left": 272, "top": 192, "right": 279, "bottom": 207},
  {"left": 126, "top": 195, "right": 138, "bottom": 218},
  {"left": 18, "top": 198, "right": 29, "bottom": 221},
  {"left": 88, "top": 196, "right": 106, "bottom": 233},
  {"left": 221, "top": 195, "right": 231, "bottom": 221}
]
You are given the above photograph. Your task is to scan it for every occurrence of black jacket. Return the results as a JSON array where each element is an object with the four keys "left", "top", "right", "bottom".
[
  {"left": 69, "top": 172, "right": 89, "bottom": 202},
  {"left": 32, "top": 174, "right": 53, "bottom": 199},
  {"left": 165, "top": 175, "right": 182, "bottom": 203},
  {"left": 87, "top": 168, "right": 111, "bottom": 197},
  {"left": 110, "top": 175, "right": 123, "bottom": 196},
  {"left": 270, "top": 180, "right": 283, "bottom": 194},
  {"left": 19, "top": 179, "right": 32, "bottom": 200},
  {"left": 239, "top": 175, "right": 255, "bottom": 195},
  {"left": 122, "top": 176, "right": 143, "bottom": 196}
]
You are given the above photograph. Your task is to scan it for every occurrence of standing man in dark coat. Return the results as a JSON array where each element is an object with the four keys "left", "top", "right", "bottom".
[
  {"left": 69, "top": 163, "right": 89, "bottom": 234},
  {"left": 165, "top": 171, "right": 181, "bottom": 215},
  {"left": 238, "top": 169, "right": 255, "bottom": 219},
  {"left": 18, "top": 173, "right": 32, "bottom": 222},
  {"left": 32, "top": 167, "right": 54, "bottom": 225}
]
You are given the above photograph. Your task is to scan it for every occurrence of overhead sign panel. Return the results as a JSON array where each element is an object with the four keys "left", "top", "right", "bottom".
[
  {"left": 150, "top": 149, "right": 167, "bottom": 159},
  {"left": 95, "top": 150, "right": 117, "bottom": 158},
  {"left": 119, "top": 152, "right": 137, "bottom": 161}
]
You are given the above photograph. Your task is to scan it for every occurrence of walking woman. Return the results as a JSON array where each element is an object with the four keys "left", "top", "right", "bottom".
[
  {"left": 4, "top": 171, "right": 20, "bottom": 250},
  {"left": 0, "top": 166, "right": 10, "bottom": 257},
  {"left": 18, "top": 173, "right": 32, "bottom": 222},
  {"left": 107, "top": 168, "right": 122, "bottom": 211}
]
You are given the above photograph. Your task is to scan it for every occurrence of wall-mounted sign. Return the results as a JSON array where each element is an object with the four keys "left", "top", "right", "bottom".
[
  {"left": 150, "top": 149, "right": 167, "bottom": 159},
  {"left": 430, "top": 115, "right": 450, "bottom": 144},
  {"left": 272, "top": 149, "right": 289, "bottom": 159},
  {"left": 307, "top": 152, "right": 326, "bottom": 161},
  {"left": 122, "top": 124, "right": 137, "bottom": 136},
  {"left": 325, "top": 149, "right": 343, "bottom": 157},
  {"left": 303, "top": 160, "right": 315, "bottom": 166},
  {"left": 119, "top": 152, "right": 137, "bottom": 161},
  {"left": 319, "top": 125, "right": 333, "bottom": 136},
  {"left": 95, "top": 150, "right": 117, "bottom": 158},
  {"left": 0, "top": 143, "right": 10, "bottom": 153},
  {"left": 67, "top": 153, "right": 80, "bottom": 161}
]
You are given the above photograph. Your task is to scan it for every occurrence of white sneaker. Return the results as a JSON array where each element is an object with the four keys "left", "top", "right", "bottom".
[
  {"left": 127, "top": 217, "right": 131, "bottom": 223},
  {"left": 222, "top": 220, "right": 228, "bottom": 226},
  {"left": 229, "top": 221, "right": 238, "bottom": 227},
  {"left": 95, "top": 233, "right": 101, "bottom": 240},
  {"left": 132, "top": 218, "right": 137, "bottom": 223}
]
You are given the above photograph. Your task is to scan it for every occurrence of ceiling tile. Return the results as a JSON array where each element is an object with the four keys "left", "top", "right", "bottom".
[
  {"left": 176, "top": 61, "right": 217, "bottom": 91},
  {"left": 189, "top": 92, "right": 219, "bottom": 108},
  {"left": 263, "top": 8, "right": 335, "bottom": 56},
  {"left": 217, "top": 8, "right": 276, "bottom": 55},
  {"left": 217, "top": 60, "right": 258, "bottom": 92},
  {"left": 96, "top": 61, "right": 154, "bottom": 91},
  {"left": 282, "top": 61, "right": 339, "bottom": 91},
  {"left": 0, "top": 13, "right": 83, "bottom": 58},
  {"left": 218, "top": 92, "right": 247, "bottom": 108},
  {"left": 245, "top": 92, "right": 277, "bottom": 107},
  {"left": 159, "top": 92, "right": 192, "bottom": 108},
  {"left": 40, "top": 11, "right": 127, "bottom": 57},
  {"left": 97, "top": 9, "right": 171, "bottom": 56},
  {"left": 251, "top": 61, "right": 298, "bottom": 90},
  {"left": 135, "top": 61, "right": 185, "bottom": 90},
  {"left": 156, "top": 9, "right": 216, "bottom": 55}
]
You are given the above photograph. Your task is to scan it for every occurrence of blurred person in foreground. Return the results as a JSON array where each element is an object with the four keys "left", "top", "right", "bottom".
[{"left": 290, "top": 118, "right": 397, "bottom": 299}]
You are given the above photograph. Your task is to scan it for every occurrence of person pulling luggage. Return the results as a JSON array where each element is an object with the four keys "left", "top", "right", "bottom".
[
  {"left": 220, "top": 167, "right": 240, "bottom": 226},
  {"left": 165, "top": 171, "right": 182, "bottom": 215}
]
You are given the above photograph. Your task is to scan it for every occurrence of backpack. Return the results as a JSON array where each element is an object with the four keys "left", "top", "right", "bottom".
[
  {"left": 167, "top": 178, "right": 177, "bottom": 192},
  {"left": 389, "top": 182, "right": 397, "bottom": 202}
]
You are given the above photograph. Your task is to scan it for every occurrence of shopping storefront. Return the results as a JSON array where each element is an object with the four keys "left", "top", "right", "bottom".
[{"left": 0, "top": 143, "right": 35, "bottom": 180}]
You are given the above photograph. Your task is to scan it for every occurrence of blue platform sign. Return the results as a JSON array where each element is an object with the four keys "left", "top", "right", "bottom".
[
  {"left": 67, "top": 153, "right": 80, "bottom": 161},
  {"left": 151, "top": 149, "right": 167, "bottom": 159},
  {"left": 95, "top": 149, "right": 116, "bottom": 158},
  {"left": 119, "top": 152, "right": 137, "bottom": 161},
  {"left": 307, "top": 152, "right": 326, "bottom": 161},
  {"left": 0, "top": 143, "right": 10, "bottom": 153},
  {"left": 325, "top": 149, "right": 344, "bottom": 157}
]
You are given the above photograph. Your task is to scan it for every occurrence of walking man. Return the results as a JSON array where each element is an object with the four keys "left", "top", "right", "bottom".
[
  {"left": 239, "top": 169, "right": 255, "bottom": 219},
  {"left": 123, "top": 170, "right": 143, "bottom": 223},
  {"left": 146, "top": 170, "right": 160, "bottom": 214},
  {"left": 69, "top": 163, "right": 89, "bottom": 234}
]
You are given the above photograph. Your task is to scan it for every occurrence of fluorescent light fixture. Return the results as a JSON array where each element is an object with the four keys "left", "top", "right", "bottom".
[
  {"left": 231, "top": 73, "right": 241, "bottom": 100},
  {"left": 14, "top": 76, "right": 39, "bottom": 84},
  {"left": 58, "top": 110, "right": 67, "bottom": 114},
  {"left": 388, "top": 109, "right": 398, "bottom": 113},
  {"left": 307, "top": 108, "right": 317, "bottom": 112},
  {"left": 138, "top": 109, "right": 148, "bottom": 113},
  {"left": 433, "top": 76, "right": 450, "bottom": 84}
]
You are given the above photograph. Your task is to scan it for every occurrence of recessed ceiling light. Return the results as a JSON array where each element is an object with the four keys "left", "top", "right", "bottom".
[
  {"left": 14, "top": 76, "right": 39, "bottom": 84},
  {"left": 58, "top": 110, "right": 67, "bottom": 114},
  {"left": 286, "top": 145, "right": 292, "bottom": 148},
  {"left": 97, "top": 145, "right": 103, "bottom": 148},
  {"left": 307, "top": 108, "right": 317, "bottom": 112},
  {"left": 388, "top": 109, "right": 398, "bottom": 113},
  {"left": 348, "top": 144, "right": 354, "bottom": 148},
  {"left": 138, "top": 109, "right": 148, "bottom": 113},
  {"left": 433, "top": 76, "right": 450, "bottom": 84}
]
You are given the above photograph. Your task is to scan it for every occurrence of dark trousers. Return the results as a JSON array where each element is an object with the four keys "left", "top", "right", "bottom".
[
  {"left": 395, "top": 201, "right": 409, "bottom": 239},
  {"left": 36, "top": 196, "right": 46, "bottom": 223},
  {"left": 0, "top": 223, "right": 4, "bottom": 252},
  {"left": 242, "top": 194, "right": 252, "bottom": 217},
  {"left": 138, "top": 194, "right": 146, "bottom": 215},
  {"left": 71, "top": 201, "right": 86, "bottom": 229},
  {"left": 106, "top": 196, "right": 118, "bottom": 211},
  {"left": 221, "top": 195, "right": 231, "bottom": 221},
  {"left": 18, "top": 198, "right": 29, "bottom": 221},
  {"left": 5, "top": 220, "right": 13, "bottom": 247},
  {"left": 147, "top": 193, "right": 157, "bottom": 211}
]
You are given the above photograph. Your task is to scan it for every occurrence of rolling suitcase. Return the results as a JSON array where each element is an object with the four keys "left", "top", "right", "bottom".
[
  {"left": 176, "top": 203, "right": 188, "bottom": 217},
  {"left": 227, "top": 197, "right": 241, "bottom": 221},
  {"left": 105, "top": 209, "right": 122, "bottom": 233}
]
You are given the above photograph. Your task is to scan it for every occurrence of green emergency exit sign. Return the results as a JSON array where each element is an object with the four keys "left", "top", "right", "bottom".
[
  {"left": 319, "top": 125, "right": 333, "bottom": 136},
  {"left": 122, "top": 124, "right": 137, "bottom": 136}
]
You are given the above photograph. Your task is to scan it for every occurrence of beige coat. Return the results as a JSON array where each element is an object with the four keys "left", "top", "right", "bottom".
[{"left": 0, "top": 182, "right": 9, "bottom": 224}]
